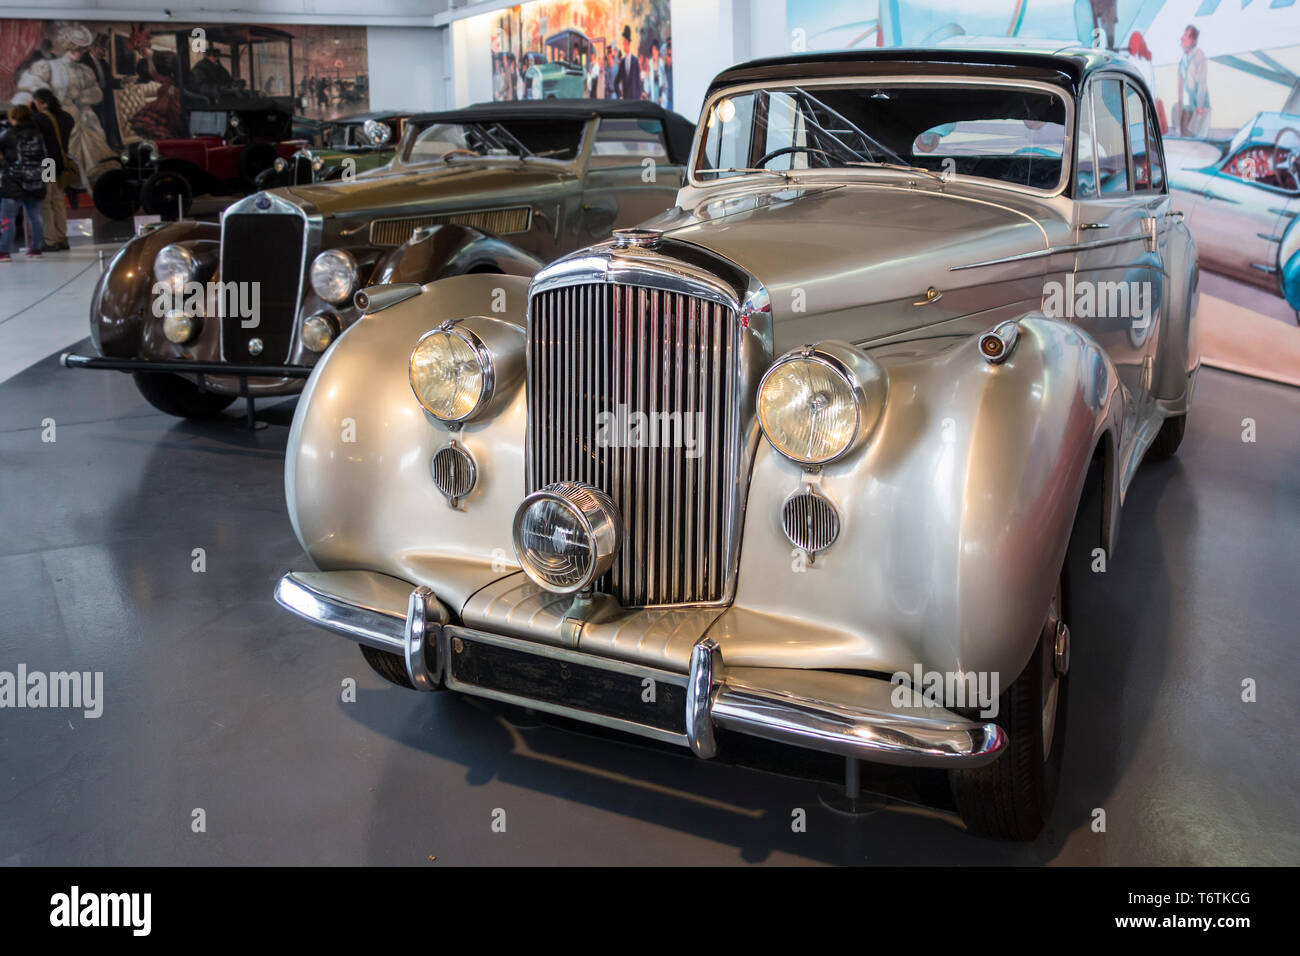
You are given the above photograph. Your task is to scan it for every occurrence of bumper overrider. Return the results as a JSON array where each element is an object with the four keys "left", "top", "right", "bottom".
[{"left": 274, "top": 570, "right": 1007, "bottom": 769}]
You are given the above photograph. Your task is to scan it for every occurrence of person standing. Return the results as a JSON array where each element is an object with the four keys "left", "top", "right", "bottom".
[
  {"left": 1176, "top": 24, "right": 1210, "bottom": 138},
  {"left": 663, "top": 40, "right": 673, "bottom": 111},
  {"left": 0, "top": 104, "right": 50, "bottom": 261},
  {"left": 31, "top": 89, "right": 74, "bottom": 252},
  {"left": 615, "top": 25, "right": 642, "bottom": 101}
]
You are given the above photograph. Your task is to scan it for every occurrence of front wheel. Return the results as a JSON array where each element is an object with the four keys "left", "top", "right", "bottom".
[
  {"left": 132, "top": 372, "right": 235, "bottom": 419},
  {"left": 949, "top": 573, "right": 1070, "bottom": 840},
  {"left": 360, "top": 644, "right": 415, "bottom": 689}
]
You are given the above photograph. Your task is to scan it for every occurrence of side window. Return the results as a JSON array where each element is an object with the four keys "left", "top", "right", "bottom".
[
  {"left": 592, "top": 118, "right": 668, "bottom": 163},
  {"left": 698, "top": 92, "right": 757, "bottom": 180},
  {"left": 1125, "top": 84, "right": 1157, "bottom": 191},
  {"left": 1144, "top": 106, "right": 1166, "bottom": 192},
  {"left": 1093, "top": 78, "right": 1129, "bottom": 195},
  {"left": 1076, "top": 83, "right": 1098, "bottom": 198}
]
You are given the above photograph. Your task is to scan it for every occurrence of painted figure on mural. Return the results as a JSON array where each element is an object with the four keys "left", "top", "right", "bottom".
[
  {"left": 616, "top": 25, "right": 643, "bottom": 100},
  {"left": 1177, "top": 23, "right": 1211, "bottom": 138},
  {"left": 1089, "top": 0, "right": 1118, "bottom": 51},
  {"left": 15, "top": 23, "right": 115, "bottom": 184}
]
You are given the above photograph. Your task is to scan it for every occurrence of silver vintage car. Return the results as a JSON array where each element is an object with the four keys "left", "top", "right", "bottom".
[{"left": 275, "top": 47, "right": 1198, "bottom": 839}]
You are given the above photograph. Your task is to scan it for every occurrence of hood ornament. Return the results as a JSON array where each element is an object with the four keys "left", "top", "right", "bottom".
[{"left": 612, "top": 228, "right": 662, "bottom": 250}]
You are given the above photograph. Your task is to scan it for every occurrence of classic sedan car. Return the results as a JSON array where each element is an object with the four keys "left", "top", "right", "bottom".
[
  {"left": 274, "top": 47, "right": 1198, "bottom": 839},
  {"left": 1166, "top": 111, "right": 1300, "bottom": 320},
  {"left": 62, "top": 100, "right": 694, "bottom": 419},
  {"left": 256, "top": 112, "right": 412, "bottom": 189}
]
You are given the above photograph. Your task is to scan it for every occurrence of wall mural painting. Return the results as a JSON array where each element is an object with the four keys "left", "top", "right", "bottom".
[
  {"left": 489, "top": 0, "right": 673, "bottom": 108},
  {"left": 0, "top": 19, "right": 369, "bottom": 180},
  {"left": 786, "top": 0, "right": 1300, "bottom": 385}
]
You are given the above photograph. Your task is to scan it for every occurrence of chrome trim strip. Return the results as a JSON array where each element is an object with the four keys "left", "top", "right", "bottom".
[
  {"left": 274, "top": 572, "right": 406, "bottom": 653},
  {"left": 949, "top": 231, "right": 1151, "bottom": 271}
]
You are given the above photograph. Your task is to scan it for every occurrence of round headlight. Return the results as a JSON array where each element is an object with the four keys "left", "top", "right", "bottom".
[
  {"left": 512, "top": 482, "right": 622, "bottom": 593},
  {"left": 154, "top": 243, "right": 196, "bottom": 288},
  {"left": 301, "top": 312, "right": 339, "bottom": 352},
  {"left": 409, "top": 325, "right": 492, "bottom": 422},
  {"left": 162, "top": 310, "right": 199, "bottom": 344},
  {"left": 309, "top": 249, "right": 359, "bottom": 304},
  {"left": 273, "top": 156, "right": 288, "bottom": 173},
  {"left": 757, "top": 344, "right": 886, "bottom": 466}
]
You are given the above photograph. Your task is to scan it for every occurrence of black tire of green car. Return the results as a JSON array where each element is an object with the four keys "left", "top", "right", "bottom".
[
  {"left": 139, "top": 171, "right": 193, "bottom": 220},
  {"left": 132, "top": 373, "right": 236, "bottom": 419},
  {"left": 91, "top": 167, "right": 140, "bottom": 220},
  {"left": 360, "top": 645, "right": 416, "bottom": 690},
  {"left": 1148, "top": 413, "right": 1186, "bottom": 458}
]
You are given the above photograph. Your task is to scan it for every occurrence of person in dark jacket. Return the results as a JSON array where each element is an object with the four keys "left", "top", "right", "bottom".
[
  {"left": 31, "top": 89, "right": 75, "bottom": 251},
  {"left": 0, "top": 104, "right": 50, "bottom": 260}
]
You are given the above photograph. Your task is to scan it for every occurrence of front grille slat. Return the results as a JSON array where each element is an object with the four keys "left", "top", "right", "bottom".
[{"left": 528, "top": 282, "right": 738, "bottom": 607}]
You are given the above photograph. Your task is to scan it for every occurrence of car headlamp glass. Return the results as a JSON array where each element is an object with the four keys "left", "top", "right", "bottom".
[
  {"left": 512, "top": 483, "right": 621, "bottom": 593},
  {"left": 408, "top": 327, "right": 491, "bottom": 422},
  {"left": 757, "top": 351, "right": 863, "bottom": 465},
  {"left": 309, "top": 249, "right": 359, "bottom": 304},
  {"left": 162, "top": 310, "right": 199, "bottom": 344},
  {"left": 301, "top": 313, "right": 339, "bottom": 352},
  {"left": 154, "top": 244, "right": 196, "bottom": 289}
]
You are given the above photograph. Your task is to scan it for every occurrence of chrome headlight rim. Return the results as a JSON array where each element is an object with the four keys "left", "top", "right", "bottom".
[
  {"left": 757, "top": 343, "right": 884, "bottom": 467},
  {"left": 407, "top": 323, "right": 495, "bottom": 424},
  {"left": 309, "top": 248, "right": 360, "bottom": 305},
  {"left": 153, "top": 243, "right": 197, "bottom": 288},
  {"left": 511, "top": 481, "right": 622, "bottom": 594}
]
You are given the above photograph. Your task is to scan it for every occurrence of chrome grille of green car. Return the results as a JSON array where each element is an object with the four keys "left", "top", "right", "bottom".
[
  {"left": 527, "top": 282, "right": 739, "bottom": 607},
  {"left": 369, "top": 206, "right": 532, "bottom": 246}
]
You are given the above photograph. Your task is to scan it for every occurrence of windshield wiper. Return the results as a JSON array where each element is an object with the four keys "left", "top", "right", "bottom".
[
  {"left": 695, "top": 167, "right": 795, "bottom": 182},
  {"left": 844, "top": 160, "right": 950, "bottom": 184}
]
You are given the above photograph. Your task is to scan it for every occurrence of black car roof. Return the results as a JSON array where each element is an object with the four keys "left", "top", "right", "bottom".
[
  {"left": 408, "top": 99, "right": 696, "bottom": 165},
  {"left": 707, "top": 46, "right": 1143, "bottom": 98}
]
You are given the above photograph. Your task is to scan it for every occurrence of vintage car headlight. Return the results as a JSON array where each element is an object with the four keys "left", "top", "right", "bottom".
[
  {"left": 757, "top": 343, "right": 887, "bottom": 466},
  {"left": 512, "top": 482, "right": 622, "bottom": 593},
  {"left": 273, "top": 157, "right": 288, "bottom": 173},
  {"left": 154, "top": 244, "right": 196, "bottom": 288},
  {"left": 162, "top": 310, "right": 200, "bottom": 344},
  {"left": 301, "top": 312, "right": 340, "bottom": 352},
  {"left": 409, "top": 325, "right": 492, "bottom": 422},
  {"left": 309, "top": 249, "right": 359, "bottom": 304}
]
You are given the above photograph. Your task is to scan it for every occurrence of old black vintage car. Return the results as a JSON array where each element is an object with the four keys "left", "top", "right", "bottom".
[{"left": 63, "top": 100, "right": 695, "bottom": 421}]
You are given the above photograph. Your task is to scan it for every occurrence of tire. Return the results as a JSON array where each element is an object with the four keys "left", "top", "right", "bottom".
[
  {"left": 1148, "top": 413, "right": 1186, "bottom": 458},
  {"left": 91, "top": 167, "right": 140, "bottom": 220},
  {"left": 132, "top": 372, "right": 236, "bottom": 419},
  {"left": 949, "top": 565, "right": 1070, "bottom": 840},
  {"left": 139, "top": 171, "right": 193, "bottom": 220},
  {"left": 360, "top": 644, "right": 415, "bottom": 690}
]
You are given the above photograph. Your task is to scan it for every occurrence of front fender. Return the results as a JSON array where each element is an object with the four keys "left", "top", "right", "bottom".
[
  {"left": 90, "top": 221, "right": 219, "bottom": 357},
  {"left": 286, "top": 274, "right": 531, "bottom": 612},
  {"left": 713, "top": 315, "right": 1122, "bottom": 684},
  {"left": 370, "top": 223, "right": 543, "bottom": 286}
]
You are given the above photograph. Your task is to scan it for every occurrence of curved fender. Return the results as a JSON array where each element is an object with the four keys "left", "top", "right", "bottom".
[
  {"left": 712, "top": 315, "right": 1123, "bottom": 684},
  {"left": 370, "top": 223, "right": 543, "bottom": 286},
  {"left": 1151, "top": 219, "right": 1201, "bottom": 410},
  {"left": 90, "top": 221, "right": 219, "bottom": 357},
  {"left": 286, "top": 273, "right": 531, "bottom": 612}
]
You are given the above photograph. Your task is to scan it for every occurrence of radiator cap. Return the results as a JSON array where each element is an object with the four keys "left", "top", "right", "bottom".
[{"left": 612, "top": 228, "right": 662, "bottom": 249}]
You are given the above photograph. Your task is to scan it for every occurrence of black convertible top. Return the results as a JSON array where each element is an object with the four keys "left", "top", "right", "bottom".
[
  {"left": 408, "top": 99, "right": 696, "bottom": 165},
  {"left": 708, "top": 46, "right": 1144, "bottom": 99}
]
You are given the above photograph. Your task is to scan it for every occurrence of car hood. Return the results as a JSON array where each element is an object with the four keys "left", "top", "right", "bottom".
[
  {"left": 657, "top": 182, "right": 1053, "bottom": 345},
  {"left": 284, "top": 161, "right": 574, "bottom": 219}
]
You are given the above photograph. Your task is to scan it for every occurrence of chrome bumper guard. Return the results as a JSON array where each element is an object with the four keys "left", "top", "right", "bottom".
[{"left": 275, "top": 571, "right": 1006, "bottom": 769}]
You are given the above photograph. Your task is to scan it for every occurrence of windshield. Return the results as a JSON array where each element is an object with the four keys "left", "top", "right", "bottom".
[
  {"left": 405, "top": 118, "right": 586, "bottom": 164},
  {"left": 695, "top": 83, "right": 1068, "bottom": 191}
]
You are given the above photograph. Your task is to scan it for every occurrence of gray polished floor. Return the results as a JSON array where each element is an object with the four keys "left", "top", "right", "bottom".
[{"left": 1, "top": 348, "right": 1297, "bottom": 865}]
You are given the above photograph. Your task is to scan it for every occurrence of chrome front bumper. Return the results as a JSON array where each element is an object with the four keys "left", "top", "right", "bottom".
[{"left": 275, "top": 571, "right": 1006, "bottom": 769}]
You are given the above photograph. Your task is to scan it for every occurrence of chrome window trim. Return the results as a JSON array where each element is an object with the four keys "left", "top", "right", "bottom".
[{"left": 688, "top": 74, "right": 1075, "bottom": 199}]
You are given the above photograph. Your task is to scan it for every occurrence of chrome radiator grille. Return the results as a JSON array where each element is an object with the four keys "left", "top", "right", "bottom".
[{"left": 528, "top": 283, "right": 739, "bottom": 606}]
